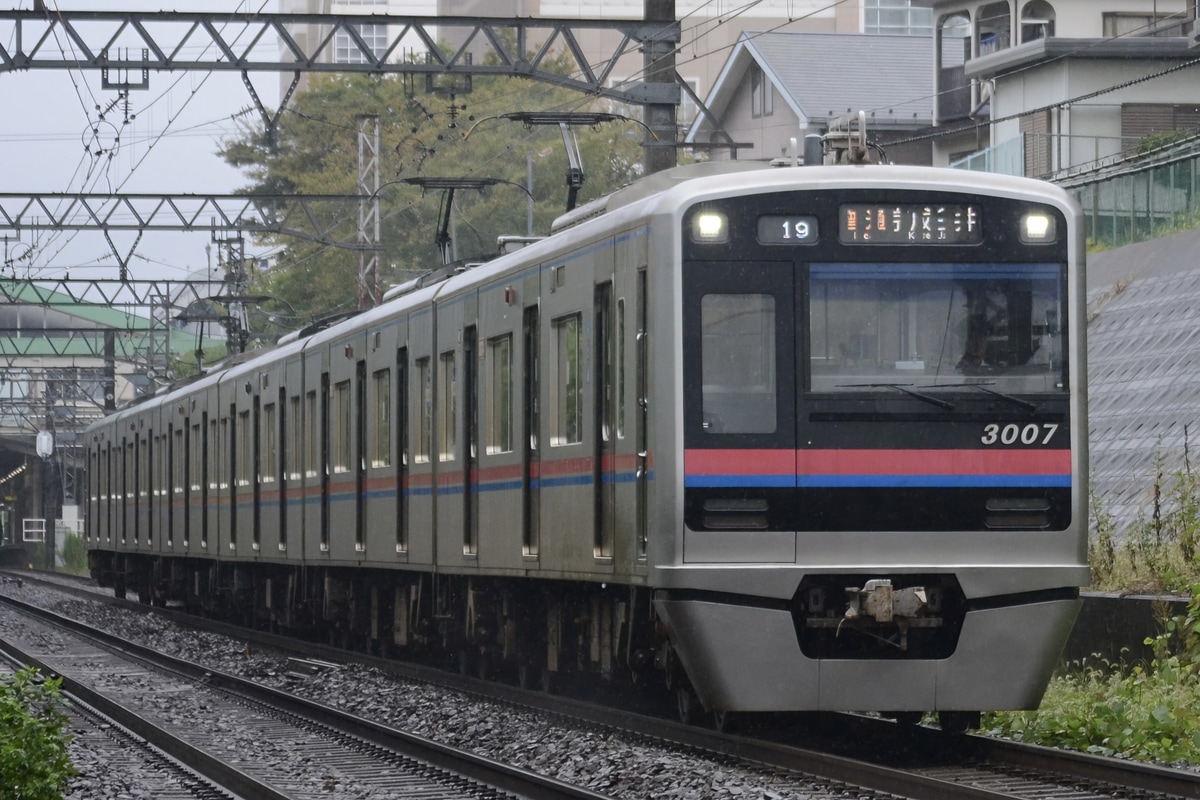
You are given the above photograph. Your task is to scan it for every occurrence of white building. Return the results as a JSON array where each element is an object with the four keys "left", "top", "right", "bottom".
[{"left": 919, "top": 0, "right": 1200, "bottom": 173}]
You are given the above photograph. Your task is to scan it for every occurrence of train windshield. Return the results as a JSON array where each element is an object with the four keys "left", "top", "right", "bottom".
[{"left": 808, "top": 262, "right": 1065, "bottom": 394}]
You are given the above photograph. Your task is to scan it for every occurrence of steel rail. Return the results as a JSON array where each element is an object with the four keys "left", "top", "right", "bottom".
[{"left": 0, "top": 590, "right": 615, "bottom": 800}]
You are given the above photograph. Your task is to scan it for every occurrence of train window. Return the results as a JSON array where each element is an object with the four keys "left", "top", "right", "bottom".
[
  {"left": 262, "top": 403, "right": 277, "bottom": 483},
  {"left": 372, "top": 369, "right": 391, "bottom": 468},
  {"left": 219, "top": 417, "right": 230, "bottom": 490},
  {"left": 125, "top": 441, "right": 134, "bottom": 501},
  {"left": 551, "top": 313, "right": 583, "bottom": 446},
  {"left": 139, "top": 437, "right": 149, "bottom": 498},
  {"left": 617, "top": 298, "right": 626, "bottom": 440},
  {"left": 174, "top": 428, "right": 185, "bottom": 494},
  {"left": 156, "top": 433, "right": 167, "bottom": 498},
  {"left": 807, "top": 262, "right": 1065, "bottom": 394},
  {"left": 287, "top": 396, "right": 301, "bottom": 480},
  {"left": 487, "top": 335, "right": 513, "bottom": 455},
  {"left": 207, "top": 420, "right": 218, "bottom": 490},
  {"left": 332, "top": 380, "right": 352, "bottom": 473},
  {"left": 190, "top": 423, "right": 202, "bottom": 491},
  {"left": 236, "top": 410, "right": 252, "bottom": 487},
  {"left": 304, "top": 392, "right": 318, "bottom": 477},
  {"left": 438, "top": 351, "right": 458, "bottom": 462},
  {"left": 700, "top": 294, "right": 777, "bottom": 434},
  {"left": 416, "top": 357, "right": 432, "bottom": 463}
]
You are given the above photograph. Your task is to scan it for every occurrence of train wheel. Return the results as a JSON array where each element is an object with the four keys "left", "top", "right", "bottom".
[
  {"left": 475, "top": 649, "right": 493, "bottom": 681},
  {"left": 676, "top": 686, "right": 701, "bottom": 726},
  {"left": 712, "top": 710, "right": 739, "bottom": 733},
  {"left": 517, "top": 662, "right": 534, "bottom": 689},
  {"left": 938, "top": 711, "right": 979, "bottom": 734}
]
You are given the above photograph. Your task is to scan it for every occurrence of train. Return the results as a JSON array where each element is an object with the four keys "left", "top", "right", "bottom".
[{"left": 84, "top": 152, "right": 1089, "bottom": 732}]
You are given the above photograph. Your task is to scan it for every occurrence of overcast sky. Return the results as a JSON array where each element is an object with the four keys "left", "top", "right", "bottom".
[{"left": 0, "top": 2, "right": 282, "bottom": 290}]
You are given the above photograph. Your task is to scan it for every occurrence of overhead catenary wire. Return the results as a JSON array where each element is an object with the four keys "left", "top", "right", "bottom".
[
  {"left": 13, "top": 3, "right": 1200, "bottom": 283},
  {"left": 20, "top": 0, "right": 274, "bottom": 279}
]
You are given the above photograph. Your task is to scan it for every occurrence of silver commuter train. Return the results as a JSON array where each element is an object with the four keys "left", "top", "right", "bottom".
[{"left": 85, "top": 160, "right": 1088, "bottom": 730}]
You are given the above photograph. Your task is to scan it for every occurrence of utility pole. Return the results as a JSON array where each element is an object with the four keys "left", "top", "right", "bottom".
[
  {"left": 358, "top": 115, "right": 382, "bottom": 309},
  {"left": 644, "top": 0, "right": 678, "bottom": 175}
]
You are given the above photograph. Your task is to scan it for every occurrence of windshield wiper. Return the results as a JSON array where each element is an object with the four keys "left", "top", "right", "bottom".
[
  {"left": 927, "top": 381, "right": 1040, "bottom": 412},
  {"left": 837, "top": 383, "right": 955, "bottom": 410}
]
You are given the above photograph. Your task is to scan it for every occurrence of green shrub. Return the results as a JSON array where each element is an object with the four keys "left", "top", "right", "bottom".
[
  {"left": 985, "top": 585, "right": 1200, "bottom": 762},
  {"left": 0, "top": 667, "right": 76, "bottom": 798}
]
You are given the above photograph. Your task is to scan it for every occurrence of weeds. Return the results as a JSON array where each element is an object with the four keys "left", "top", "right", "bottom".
[
  {"left": 985, "top": 586, "right": 1200, "bottom": 763},
  {"left": 1089, "top": 431, "right": 1200, "bottom": 594},
  {"left": 994, "top": 439, "right": 1200, "bottom": 763}
]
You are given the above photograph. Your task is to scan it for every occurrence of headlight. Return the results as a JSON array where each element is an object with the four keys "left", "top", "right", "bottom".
[
  {"left": 691, "top": 211, "right": 729, "bottom": 243},
  {"left": 1020, "top": 212, "right": 1055, "bottom": 243}
]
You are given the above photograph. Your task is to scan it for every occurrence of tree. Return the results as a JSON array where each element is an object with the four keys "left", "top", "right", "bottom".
[{"left": 220, "top": 51, "right": 647, "bottom": 325}]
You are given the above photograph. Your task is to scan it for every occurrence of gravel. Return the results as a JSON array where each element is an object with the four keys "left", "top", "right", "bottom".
[{"left": 0, "top": 579, "right": 877, "bottom": 800}]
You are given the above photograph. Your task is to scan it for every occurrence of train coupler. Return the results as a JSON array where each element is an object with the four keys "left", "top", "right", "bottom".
[{"left": 843, "top": 579, "right": 927, "bottom": 624}]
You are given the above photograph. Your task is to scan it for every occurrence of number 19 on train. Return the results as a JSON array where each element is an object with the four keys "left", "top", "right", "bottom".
[{"left": 757, "top": 214, "right": 819, "bottom": 244}]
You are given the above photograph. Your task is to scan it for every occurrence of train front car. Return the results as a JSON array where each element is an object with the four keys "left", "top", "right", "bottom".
[{"left": 652, "top": 165, "right": 1088, "bottom": 728}]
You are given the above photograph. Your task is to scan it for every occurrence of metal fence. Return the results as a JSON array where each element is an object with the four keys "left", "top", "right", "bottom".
[
  {"left": 1066, "top": 149, "right": 1200, "bottom": 250},
  {"left": 952, "top": 134, "right": 1200, "bottom": 250}
]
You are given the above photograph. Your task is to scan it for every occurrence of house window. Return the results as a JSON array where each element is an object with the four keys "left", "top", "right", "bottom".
[
  {"left": 1103, "top": 13, "right": 1175, "bottom": 38},
  {"left": 679, "top": 76, "right": 700, "bottom": 127},
  {"left": 865, "top": 0, "right": 933, "bottom": 36},
  {"left": 750, "top": 65, "right": 773, "bottom": 119},
  {"left": 332, "top": 1, "right": 389, "bottom": 64}
]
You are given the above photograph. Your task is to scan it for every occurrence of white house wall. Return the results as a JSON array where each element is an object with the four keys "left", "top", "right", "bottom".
[
  {"left": 1047, "top": 0, "right": 1191, "bottom": 36},
  {"left": 711, "top": 76, "right": 805, "bottom": 161},
  {"left": 991, "top": 57, "right": 1200, "bottom": 167}
]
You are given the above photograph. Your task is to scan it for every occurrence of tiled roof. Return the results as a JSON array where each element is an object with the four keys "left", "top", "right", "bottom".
[
  {"left": 743, "top": 31, "right": 935, "bottom": 125},
  {"left": 688, "top": 30, "right": 937, "bottom": 141}
]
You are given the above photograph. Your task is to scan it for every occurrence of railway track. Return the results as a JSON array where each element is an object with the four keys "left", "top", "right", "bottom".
[
  {"left": 0, "top": 588, "right": 612, "bottom": 800},
  {"left": 3, "top": 569, "right": 1197, "bottom": 800}
]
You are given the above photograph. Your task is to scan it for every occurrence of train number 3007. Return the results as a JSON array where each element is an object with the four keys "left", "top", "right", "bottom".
[{"left": 981, "top": 423, "right": 1060, "bottom": 446}]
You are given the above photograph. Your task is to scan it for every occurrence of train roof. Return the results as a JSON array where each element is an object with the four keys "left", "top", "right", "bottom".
[{"left": 550, "top": 161, "right": 771, "bottom": 234}]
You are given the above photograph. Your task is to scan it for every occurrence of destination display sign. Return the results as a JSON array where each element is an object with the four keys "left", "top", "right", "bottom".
[{"left": 839, "top": 204, "right": 982, "bottom": 244}]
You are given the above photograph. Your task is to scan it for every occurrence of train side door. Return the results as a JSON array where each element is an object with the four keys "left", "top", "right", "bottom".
[
  {"left": 280, "top": 357, "right": 303, "bottom": 556},
  {"left": 593, "top": 280, "right": 616, "bottom": 560},
  {"left": 522, "top": 304, "right": 540, "bottom": 559},
  {"left": 680, "top": 261, "right": 798, "bottom": 560}
]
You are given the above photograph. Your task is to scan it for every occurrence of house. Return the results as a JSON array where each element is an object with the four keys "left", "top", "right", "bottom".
[
  {"left": 277, "top": 1, "right": 924, "bottom": 132},
  {"left": 919, "top": 0, "right": 1200, "bottom": 173},
  {"left": 684, "top": 31, "right": 942, "bottom": 164}
]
